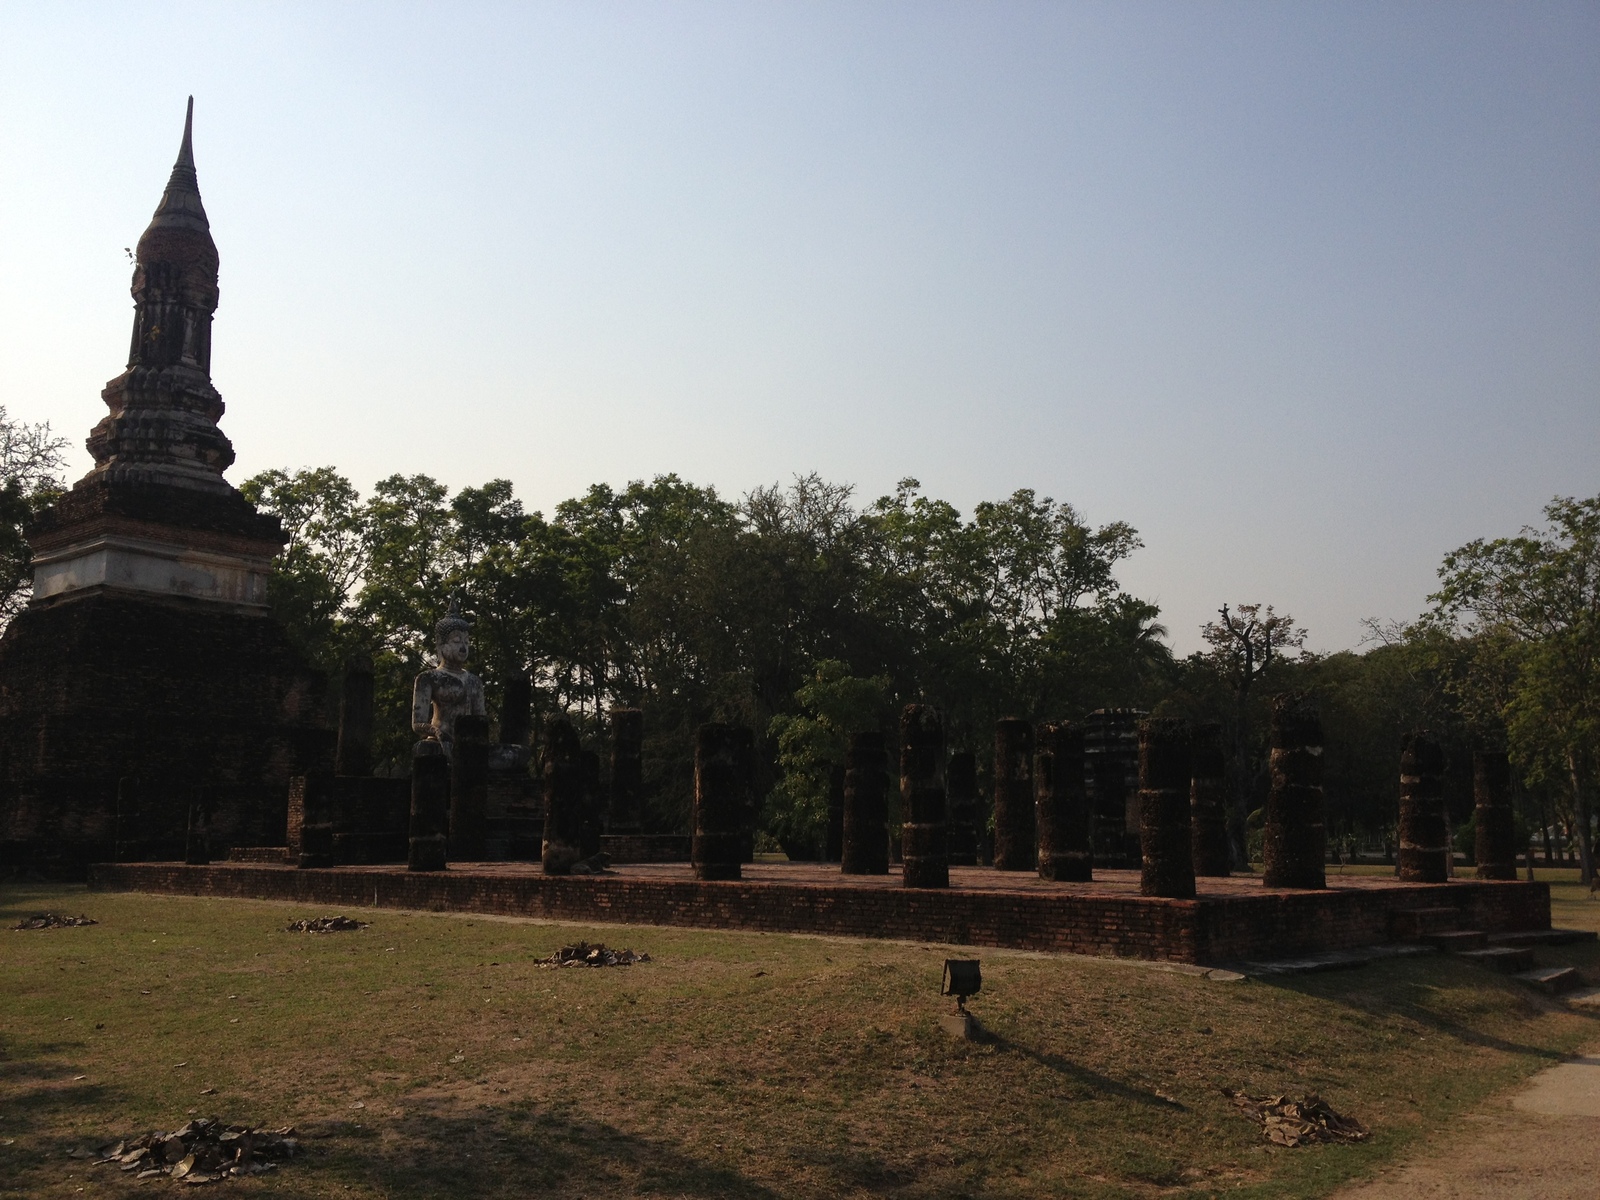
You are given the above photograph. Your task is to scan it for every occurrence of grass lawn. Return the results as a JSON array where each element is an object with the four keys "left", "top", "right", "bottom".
[{"left": 3, "top": 882, "right": 1599, "bottom": 1199}]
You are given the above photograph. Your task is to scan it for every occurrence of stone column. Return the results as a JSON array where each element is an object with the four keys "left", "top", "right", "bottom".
[
  {"left": 1036, "top": 721, "right": 1092, "bottom": 881},
  {"left": 541, "top": 719, "right": 584, "bottom": 874},
  {"left": 1138, "top": 718, "right": 1194, "bottom": 899},
  {"left": 825, "top": 764, "right": 845, "bottom": 863},
  {"left": 115, "top": 776, "right": 141, "bottom": 863},
  {"left": 1399, "top": 732, "right": 1449, "bottom": 883},
  {"left": 608, "top": 707, "right": 644, "bottom": 834},
  {"left": 335, "top": 652, "right": 375, "bottom": 777},
  {"left": 1189, "top": 720, "right": 1231, "bottom": 877},
  {"left": 946, "top": 751, "right": 979, "bottom": 866},
  {"left": 296, "top": 776, "right": 335, "bottom": 869},
  {"left": 735, "top": 726, "right": 757, "bottom": 864},
  {"left": 693, "top": 723, "right": 742, "bottom": 881},
  {"left": 842, "top": 730, "right": 889, "bottom": 875},
  {"left": 500, "top": 672, "right": 533, "bottom": 748},
  {"left": 580, "top": 750, "right": 603, "bottom": 857},
  {"left": 449, "top": 714, "right": 490, "bottom": 861},
  {"left": 1261, "top": 694, "right": 1325, "bottom": 889},
  {"left": 408, "top": 742, "right": 449, "bottom": 871},
  {"left": 1474, "top": 749, "right": 1518, "bottom": 881},
  {"left": 185, "top": 786, "right": 211, "bottom": 866},
  {"left": 993, "top": 718, "right": 1036, "bottom": 871},
  {"left": 900, "top": 705, "right": 949, "bottom": 889}
]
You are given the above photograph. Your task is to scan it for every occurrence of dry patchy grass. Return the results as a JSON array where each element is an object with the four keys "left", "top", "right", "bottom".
[{"left": 2, "top": 883, "right": 1597, "bottom": 1199}]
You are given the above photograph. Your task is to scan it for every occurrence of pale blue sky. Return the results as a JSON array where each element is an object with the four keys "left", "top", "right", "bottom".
[{"left": 1, "top": 2, "right": 1595, "bottom": 653}]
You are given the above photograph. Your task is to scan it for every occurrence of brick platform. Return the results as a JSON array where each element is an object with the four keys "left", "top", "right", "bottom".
[{"left": 86, "top": 861, "right": 1551, "bottom": 964}]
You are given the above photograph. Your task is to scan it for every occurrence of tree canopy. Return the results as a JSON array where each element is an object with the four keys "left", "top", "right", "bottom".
[{"left": 228, "top": 464, "right": 1600, "bottom": 868}]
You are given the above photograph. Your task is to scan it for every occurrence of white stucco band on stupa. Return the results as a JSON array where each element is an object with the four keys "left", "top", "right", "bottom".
[{"left": 31, "top": 534, "right": 272, "bottom": 608}]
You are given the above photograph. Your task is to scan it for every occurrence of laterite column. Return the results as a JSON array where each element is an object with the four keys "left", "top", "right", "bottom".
[
  {"left": 541, "top": 719, "right": 585, "bottom": 874},
  {"left": 1261, "top": 694, "right": 1325, "bottom": 889},
  {"left": 115, "top": 776, "right": 141, "bottom": 863},
  {"left": 825, "top": 765, "right": 845, "bottom": 862},
  {"left": 993, "top": 718, "right": 1036, "bottom": 870},
  {"left": 900, "top": 705, "right": 949, "bottom": 888},
  {"left": 580, "top": 750, "right": 602, "bottom": 857},
  {"left": 1399, "top": 732, "right": 1449, "bottom": 883},
  {"left": 184, "top": 787, "right": 211, "bottom": 866},
  {"left": 335, "top": 652, "right": 375, "bottom": 777},
  {"left": 735, "top": 726, "right": 757, "bottom": 864},
  {"left": 946, "top": 751, "right": 979, "bottom": 866},
  {"left": 500, "top": 673, "right": 533, "bottom": 747},
  {"left": 608, "top": 707, "right": 644, "bottom": 834},
  {"left": 1189, "top": 720, "right": 1231, "bottom": 877},
  {"left": 1036, "top": 722, "right": 1092, "bottom": 881},
  {"left": 693, "top": 723, "right": 743, "bottom": 880},
  {"left": 449, "top": 714, "right": 490, "bottom": 861},
  {"left": 841, "top": 731, "right": 889, "bottom": 875},
  {"left": 408, "top": 743, "right": 449, "bottom": 871},
  {"left": 1474, "top": 749, "right": 1517, "bottom": 881},
  {"left": 297, "top": 776, "right": 335, "bottom": 869},
  {"left": 1138, "top": 718, "right": 1194, "bottom": 899}
]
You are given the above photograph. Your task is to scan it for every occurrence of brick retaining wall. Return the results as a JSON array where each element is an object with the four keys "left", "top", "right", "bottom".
[{"left": 87, "top": 862, "right": 1549, "bottom": 964}]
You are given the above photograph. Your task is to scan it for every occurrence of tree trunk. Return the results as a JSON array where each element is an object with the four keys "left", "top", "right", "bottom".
[{"left": 1570, "top": 750, "right": 1594, "bottom": 885}]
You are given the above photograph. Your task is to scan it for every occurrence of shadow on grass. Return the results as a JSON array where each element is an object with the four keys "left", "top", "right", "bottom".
[
  {"left": 1261, "top": 957, "right": 1600, "bottom": 1062},
  {"left": 309, "top": 1100, "right": 779, "bottom": 1199},
  {"left": 0, "top": 1031, "right": 773, "bottom": 1200},
  {"left": 972, "top": 1024, "right": 1187, "bottom": 1111},
  {"left": 0, "top": 1034, "right": 130, "bottom": 1197}
]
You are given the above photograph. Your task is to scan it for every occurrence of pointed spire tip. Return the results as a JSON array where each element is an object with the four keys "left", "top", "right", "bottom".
[{"left": 177, "top": 96, "right": 195, "bottom": 169}]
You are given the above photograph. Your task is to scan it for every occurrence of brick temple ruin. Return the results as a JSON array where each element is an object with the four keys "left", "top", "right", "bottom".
[
  {"left": 0, "top": 102, "right": 333, "bottom": 875},
  {"left": 93, "top": 692, "right": 1556, "bottom": 965},
  {"left": 4, "top": 103, "right": 1564, "bottom": 966}
]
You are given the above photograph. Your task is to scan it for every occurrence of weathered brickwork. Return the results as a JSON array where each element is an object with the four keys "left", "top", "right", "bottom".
[{"left": 89, "top": 862, "right": 1550, "bottom": 965}]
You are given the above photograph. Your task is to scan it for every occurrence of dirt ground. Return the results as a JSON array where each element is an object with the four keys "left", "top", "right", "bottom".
[{"left": 1333, "top": 1045, "right": 1600, "bottom": 1198}]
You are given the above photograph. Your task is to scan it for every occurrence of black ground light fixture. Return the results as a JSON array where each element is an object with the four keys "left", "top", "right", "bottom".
[
  {"left": 939, "top": 958, "right": 981, "bottom": 1039},
  {"left": 941, "top": 958, "right": 981, "bottom": 1012}
]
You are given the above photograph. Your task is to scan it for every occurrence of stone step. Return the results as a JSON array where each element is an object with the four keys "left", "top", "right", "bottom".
[
  {"left": 1390, "top": 907, "right": 1463, "bottom": 940},
  {"left": 1425, "top": 930, "right": 1488, "bottom": 951},
  {"left": 1455, "top": 946, "right": 1537, "bottom": 973},
  {"left": 1231, "top": 944, "right": 1434, "bottom": 978},
  {"left": 1563, "top": 986, "right": 1600, "bottom": 1010},
  {"left": 1513, "top": 966, "right": 1585, "bottom": 995},
  {"left": 1489, "top": 928, "right": 1600, "bottom": 948}
]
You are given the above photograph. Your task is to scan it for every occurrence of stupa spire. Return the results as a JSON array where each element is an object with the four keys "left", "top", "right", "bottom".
[
  {"left": 147, "top": 96, "right": 209, "bottom": 236},
  {"left": 85, "top": 96, "right": 233, "bottom": 492}
]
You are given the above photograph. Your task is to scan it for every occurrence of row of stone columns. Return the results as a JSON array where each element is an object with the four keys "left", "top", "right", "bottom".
[
  {"left": 407, "top": 696, "right": 1526, "bottom": 886},
  {"left": 408, "top": 705, "right": 646, "bottom": 875},
  {"left": 1129, "top": 706, "right": 1524, "bottom": 896},
  {"left": 1135, "top": 697, "right": 1331, "bottom": 897},
  {"left": 1398, "top": 733, "right": 1519, "bottom": 883}
]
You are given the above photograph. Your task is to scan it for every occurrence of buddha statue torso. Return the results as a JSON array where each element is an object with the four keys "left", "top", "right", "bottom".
[{"left": 411, "top": 605, "right": 486, "bottom": 757}]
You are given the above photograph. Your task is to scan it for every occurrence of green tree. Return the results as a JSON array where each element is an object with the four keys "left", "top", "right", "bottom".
[
  {"left": 1431, "top": 495, "right": 1600, "bottom": 881},
  {"left": 767, "top": 660, "right": 891, "bottom": 858},
  {"left": 1200, "top": 603, "right": 1309, "bottom": 867},
  {"left": 239, "top": 466, "right": 368, "bottom": 669},
  {"left": 0, "top": 407, "right": 68, "bottom": 624}
]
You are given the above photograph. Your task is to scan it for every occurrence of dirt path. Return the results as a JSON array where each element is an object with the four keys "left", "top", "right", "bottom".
[{"left": 1334, "top": 1052, "right": 1600, "bottom": 1199}]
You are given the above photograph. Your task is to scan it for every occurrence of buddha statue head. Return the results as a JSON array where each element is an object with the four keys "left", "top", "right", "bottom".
[{"left": 433, "top": 596, "right": 471, "bottom": 673}]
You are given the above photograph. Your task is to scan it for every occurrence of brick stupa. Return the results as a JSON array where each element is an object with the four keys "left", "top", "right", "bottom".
[{"left": 0, "top": 100, "right": 334, "bottom": 875}]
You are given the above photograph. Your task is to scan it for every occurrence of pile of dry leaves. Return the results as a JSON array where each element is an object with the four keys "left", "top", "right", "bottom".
[
  {"left": 13, "top": 912, "right": 96, "bottom": 931},
  {"left": 285, "top": 916, "right": 369, "bottom": 934},
  {"left": 1226, "top": 1090, "right": 1369, "bottom": 1146},
  {"left": 79, "top": 1118, "right": 298, "bottom": 1185},
  {"left": 536, "top": 942, "right": 650, "bottom": 968}
]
